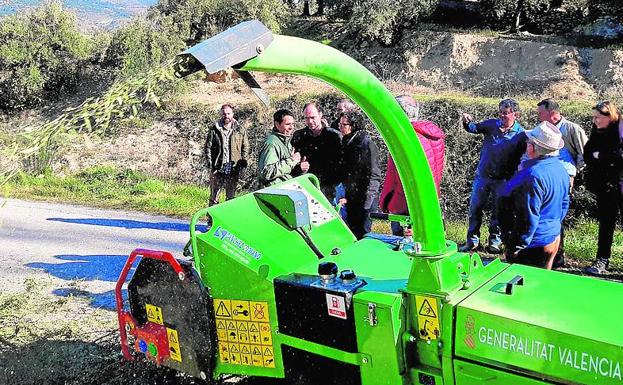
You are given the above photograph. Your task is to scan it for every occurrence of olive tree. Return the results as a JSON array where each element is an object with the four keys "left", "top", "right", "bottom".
[{"left": 0, "top": 2, "right": 94, "bottom": 110}]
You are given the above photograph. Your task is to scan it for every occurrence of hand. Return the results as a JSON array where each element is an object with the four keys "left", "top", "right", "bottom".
[
  {"left": 291, "top": 151, "right": 301, "bottom": 164},
  {"left": 461, "top": 113, "right": 473, "bottom": 124},
  {"left": 300, "top": 156, "right": 310, "bottom": 173},
  {"left": 593, "top": 151, "right": 599, "bottom": 159}
]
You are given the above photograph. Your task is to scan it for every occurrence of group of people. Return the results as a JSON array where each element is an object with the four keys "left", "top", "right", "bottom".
[
  {"left": 460, "top": 97, "right": 622, "bottom": 274},
  {"left": 204, "top": 96, "right": 623, "bottom": 274}
]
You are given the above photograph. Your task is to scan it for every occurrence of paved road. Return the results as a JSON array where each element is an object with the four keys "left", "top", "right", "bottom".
[{"left": 0, "top": 199, "right": 193, "bottom": 308}]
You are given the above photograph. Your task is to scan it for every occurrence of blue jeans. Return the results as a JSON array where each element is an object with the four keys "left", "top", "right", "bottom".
[{"left": 466, "top": 175, "right": 505, "bottom": 247}]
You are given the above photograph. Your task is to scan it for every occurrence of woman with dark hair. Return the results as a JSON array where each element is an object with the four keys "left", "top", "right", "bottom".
[
  {"left": 583, "top": 101, "right": 623, "bottom": 275},
  {"left": 337, "top": 111, "right": 381, "bottom": 239}
]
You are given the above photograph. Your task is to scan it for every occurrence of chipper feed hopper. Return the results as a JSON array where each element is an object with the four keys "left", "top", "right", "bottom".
[{"left": 115, "top": 20, "right": 623, "bottom": 385}]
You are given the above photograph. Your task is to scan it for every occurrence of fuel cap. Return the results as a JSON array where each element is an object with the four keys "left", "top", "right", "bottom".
[
  {"left": 318, "top": 261, "right": 338, "bottom": 281},
  {"left": 340, "top": 269, "right": 356, "bottom": 282}
]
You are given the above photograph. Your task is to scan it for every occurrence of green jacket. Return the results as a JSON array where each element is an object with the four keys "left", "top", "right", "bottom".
[
  {"left": 257, "top": 129, "right": 297, "bottom": 187},
  {"left": 205, "top": 118, "right": 250, "bottom": 171}
]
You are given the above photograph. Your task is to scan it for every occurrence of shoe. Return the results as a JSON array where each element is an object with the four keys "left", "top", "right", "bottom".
[
  {"left": 485, "top": 243, "right": 502, "bottom": 254},
  {"left": 584, "top": 258, "right": 609, "bottom": 275},
  {"left": 459, "top": 243, "right": 479, "bottom": 253}
]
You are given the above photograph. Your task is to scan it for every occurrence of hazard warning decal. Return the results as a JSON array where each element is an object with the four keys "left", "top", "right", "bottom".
[
  {"left": 166, "top": 327, "right": 182, "bottom": 362},
  {"left": 213, "top": 298, "right": 274, "bottom": 368},
  {"left": 145, "top": 304, "right": 164, "bottom": 325},
  {"left": 415, "top": 295, "right": 440, "bottom": 340}
]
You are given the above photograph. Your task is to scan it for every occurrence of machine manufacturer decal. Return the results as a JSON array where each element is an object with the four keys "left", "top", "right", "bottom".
[
  {"left": 326, "top": 293, "right": 347, "bottom": 319},
  {"left": 213, "top": 298, "right": 275, "bottom": 368},
  {"left": 145, "top": 304, "right": 164, "bottom": 325},
  {"left": 213, "top": 226, "right": 262, "bottom": 260},
  {"left": 415, "top": 295, "right": 440, "bottom": 340}
]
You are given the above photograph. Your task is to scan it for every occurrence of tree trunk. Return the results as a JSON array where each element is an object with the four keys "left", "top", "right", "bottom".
[
  {"left": 511, "top": 0, "right": 525, "bottom": 33},
  {"left": 303, "top": 1, "right": 311, "bottom": 16},
  {"left": 316, "top": 0, "right": 324, "bottom": 15}
]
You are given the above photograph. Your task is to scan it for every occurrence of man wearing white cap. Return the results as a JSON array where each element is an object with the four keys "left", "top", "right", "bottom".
[{"left": 497, "top": 121, "right": 570, "bottom": 269}]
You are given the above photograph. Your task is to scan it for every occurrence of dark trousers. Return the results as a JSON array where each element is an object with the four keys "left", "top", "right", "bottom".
[
  {"left": 466, "top": 176, "right": 506, "bottom": 247},
  {"left": 506, "top": 236, "right": 560, "bottom": 270},
  {"left": 346, "top": 194, "right": 378, "bottom": 240},
  {"left": 596, "top": 190, "right": 623, "bottom": 260},
  {"left": 209, "top": 172, "right": 238, "bottom": 206}
]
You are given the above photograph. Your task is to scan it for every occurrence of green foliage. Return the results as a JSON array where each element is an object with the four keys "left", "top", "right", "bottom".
[
  {"left": 105, "top": 17, "right": 185, "bottom": 77},
  {"left": 0, "top": 1, "right": 94, "bottom": 110},
  {"left": 149, "top": 0, "right": 289, "bottom": 46},
  {"left": 480, "top": 0, "right": 590, "bottom": 34},
  {"left": 324, "top": 0, "right": 440, "bottom": 45},
  {"left": 588, "top": 0, "right": 623, "bottom": 18}
]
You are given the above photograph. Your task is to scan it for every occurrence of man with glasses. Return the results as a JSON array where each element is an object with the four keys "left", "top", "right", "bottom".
[
  {"left": 459, "top": 98, "right": 524, "bottom": 254},
  {"left": 498, "top": 122, "right": 570, "bottom": 269}
]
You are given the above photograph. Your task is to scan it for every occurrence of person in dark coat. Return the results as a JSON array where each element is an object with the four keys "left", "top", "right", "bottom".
[
  {"left": 291, "top": 102, "right": 342, "bottom": 201},
  {"left": 583, "top": 101, "right": 623, "bottom": 275},
  {"left": 338, "top": 111, "right": 381, "bottom": 239}
]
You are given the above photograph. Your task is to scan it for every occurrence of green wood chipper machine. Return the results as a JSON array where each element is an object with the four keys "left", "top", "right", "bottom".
[{"left": 115, "top": 20, "right": 623, "bottom": 385}]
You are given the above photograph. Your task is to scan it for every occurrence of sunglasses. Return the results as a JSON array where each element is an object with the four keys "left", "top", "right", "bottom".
[{"left": 594, "top": 101, "right": 611, "bottom": 116}]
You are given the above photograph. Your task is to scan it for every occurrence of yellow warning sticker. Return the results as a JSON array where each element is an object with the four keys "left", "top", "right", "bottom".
[
  {"left": 263, "top": 346, "right": 275, "bottom": 368},
  {"left": 218, "top": 342, "right": 230, "bottom": 364},
  {"left": 240, "top": 344, "right": 251, "bottom": 366},
  {"left": 214, "top": 299, "right": 274, "bottom": 368},
  {"left": 232, "top": 300, "right": 251, "bottom": 321},
  {"left": 166, "top": 328, "right": 182, "bottom": 362},
  {"left": 229, "top": 342, "right": 241, "bottom": 365},
  {"left": 214, "top": 299, "right": 232, "bottom": 319},
  {"left": 415, "top": 295, "right": 440, "bottom": 341},
  {"left": 259, "top": 323, "right": 273, "bottom": 345},
  {"left": 145, "top": 304, "right": 163, "bottom": 325},
  {"left": 250, "top": 301, "right": 270, "bottom": 322},
  {"left": 248, "top": 322, "right": 261, "bottom": 344}
]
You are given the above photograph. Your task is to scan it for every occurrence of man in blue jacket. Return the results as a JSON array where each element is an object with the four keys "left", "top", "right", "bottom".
[
  {"left": 460, "top": 98, "right": 524, "bottom": 253},
  {"left": 498, "top": 121, "right": 570, "bottom": 269}
]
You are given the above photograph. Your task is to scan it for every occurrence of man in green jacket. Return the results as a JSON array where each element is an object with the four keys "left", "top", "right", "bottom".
[{"left": 258, "top": 109, "right": 309, "bottom": 187}]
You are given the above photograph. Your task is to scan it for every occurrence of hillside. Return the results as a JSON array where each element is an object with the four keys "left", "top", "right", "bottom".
[{"left": 0, "top": 0, "right": 156, "bottom": 30}]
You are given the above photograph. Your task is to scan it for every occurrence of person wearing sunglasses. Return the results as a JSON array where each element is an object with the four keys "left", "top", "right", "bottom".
[{"left": 583, "top": 101, "right": 623, "bottom": 275}]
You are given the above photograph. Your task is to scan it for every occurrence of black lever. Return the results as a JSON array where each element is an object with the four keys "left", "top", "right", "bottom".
[{"left": 505, "top": 275, "right": 524, "bottom": 295}]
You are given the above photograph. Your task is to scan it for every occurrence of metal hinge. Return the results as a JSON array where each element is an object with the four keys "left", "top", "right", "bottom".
[{"left": 366, "top": 303, "right": 378, "bottom": 327}]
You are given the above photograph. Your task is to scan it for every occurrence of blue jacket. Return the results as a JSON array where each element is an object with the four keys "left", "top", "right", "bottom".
[
  {"left": 465, "top": 119, "right": 524, "bottom": 179},
  {"left": 498, "top": 156, "right": 569, "bottom": 250}
]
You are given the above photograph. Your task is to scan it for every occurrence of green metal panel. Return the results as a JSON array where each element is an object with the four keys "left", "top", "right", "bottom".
[
  {"left": 195, "top": 176, "right": 355, "bottom": 281},
  {"left": 455, "top": 264, "right": 623, "bottom": 385},
  {"left": 454, "top": 360, "right": 551, "bottom": 385},
  {"left": 193, "top": 176, "right": 356, "bottom": 379},
  {"left": 238, "top": 35, "right": 445, "bottom": 255},
  {"left": 354, "top": 291, "right": 406, "bottom": 385}
]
